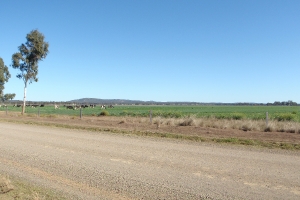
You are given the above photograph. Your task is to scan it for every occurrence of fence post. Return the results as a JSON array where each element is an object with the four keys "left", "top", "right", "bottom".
[
  {"left": 38, "top": 107, "right": 40, "bottom": 117},
  {"left": 6, "top": 106, "right": 8, "bottom": 115},
  {"left": 149, "top": 110, "right": 152, "bottom": 124},
  {"left": 80, "top": 108, "right": 82, "bottom": 119},
  {"left": 266, "top": 112, "right": 268, "bottom": 127}
]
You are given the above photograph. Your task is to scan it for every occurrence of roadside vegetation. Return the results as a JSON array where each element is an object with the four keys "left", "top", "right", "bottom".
[
  {"left": 2, "top": 105, "right": 300, "bottom": 133},
  {"left": 0, "top": 174, "right": 66, "bottom": 200}
]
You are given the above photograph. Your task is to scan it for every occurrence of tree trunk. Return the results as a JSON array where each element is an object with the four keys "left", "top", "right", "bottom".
[{"left": 22, "top": 85, "right": 27, "bottom": 115}]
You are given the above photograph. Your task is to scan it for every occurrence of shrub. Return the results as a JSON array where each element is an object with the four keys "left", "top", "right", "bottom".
[
  {"left": 44, "top": 114, "right": 58, "bottom": 118},
  {"left": 273, "top": 113, "right": 295, "bottom": 121},
  {"left": 214, "top": 114, "right": 227, "bottom": 120},
  {"left": 264, "top": 126, "right": 272, "bottom": 132},
  {"left": 231, "top": 113, "right": 245, "bottom": 120},
  {"left": 153, "top": 111, "right": 183, "bottom": 118},
  {"left": 98, "top": 110, "right": 109, "bottom": 116},
  {"left": 153, "top": 117, "right": 162, "bottom": 125},
  {"left": 178, "top": 118, "right": 195, "bottom": 126},
  {"left": 165, "top": 119, "right": 175, "bottom": 126},
  {"left": 213, "top": 113, "right": 245, "bottom": 120},
  {"left": 240, "top": 125, "right": 250, "bottom": 131}
]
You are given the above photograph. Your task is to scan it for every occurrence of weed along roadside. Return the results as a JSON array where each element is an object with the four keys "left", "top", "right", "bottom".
[
  {"left": 0, "top": 110, "right": 300, "bottom": 150},
  {"left": 0, "top": 174, "right": 67, "bottom": 199}
]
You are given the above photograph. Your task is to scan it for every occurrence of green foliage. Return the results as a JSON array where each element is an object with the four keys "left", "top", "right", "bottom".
[
  {"left": 98, "top": 110, "right": 109, "bottom": 116},
  {"left": 3, "top": 93, "right": 16, "bottom": 101},
  {"left": 0, "top": 57, "right": 11, "bottom": 98},
  {"left": 153, "top": 111, "right": 183, "bottom": 118},
  {"left": 231, "top": 113, "right": 246, "bottom": 120},
  {"left": 212, "top": 113, "right": 246, "bottom": 120},
  {"left": 273, "top": 113, "right": 295, "bottom": 121},
  {"left": 12, "top": 30, "right": 49, "bottom": 85}
]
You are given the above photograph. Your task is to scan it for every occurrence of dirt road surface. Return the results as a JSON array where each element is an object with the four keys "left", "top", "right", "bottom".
[{"left": 0, "top": 122, "right": 299, "bottom": 199}]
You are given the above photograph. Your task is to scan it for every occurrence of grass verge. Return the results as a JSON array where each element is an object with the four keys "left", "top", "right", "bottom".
[
  {"left": 0, "top": 174, "right": 66, "bottom": 200},
  {"left": 0, "top": 117, "right": 299, "bottom": 151},
  {"left": 212, "top": 138, "right": 300, "bottom": 150}
]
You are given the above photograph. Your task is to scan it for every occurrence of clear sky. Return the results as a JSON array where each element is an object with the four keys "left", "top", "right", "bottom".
[{"left": 1, "top": 0, "right": 299, "bottom": 103}]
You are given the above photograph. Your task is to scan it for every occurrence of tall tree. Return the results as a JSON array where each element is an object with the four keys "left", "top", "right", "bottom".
[
  {"left": 3, "top": 93, "right": 16, "bottom": 102},
  {"left": 11, "top": 29, "right": 49, "bottom": 114},
  {"left": 0, "top": 57, "right": 11, "bottom": 100}
]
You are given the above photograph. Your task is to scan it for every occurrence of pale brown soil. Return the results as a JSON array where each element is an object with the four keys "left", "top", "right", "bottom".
[{"left": 1, "top": 112, "right": 300, "bottom": 145}]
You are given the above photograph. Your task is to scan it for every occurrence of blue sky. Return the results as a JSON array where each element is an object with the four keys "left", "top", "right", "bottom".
[{"left": 1, "top": 0, "right": 299, "bottom": 103}]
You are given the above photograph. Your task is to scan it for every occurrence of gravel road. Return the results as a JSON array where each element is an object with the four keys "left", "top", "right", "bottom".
[{"left": 0, "top": 122, "right": 299, "bottom": 199}]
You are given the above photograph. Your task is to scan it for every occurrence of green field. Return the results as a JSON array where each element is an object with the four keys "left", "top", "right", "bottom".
[{"left": 2, "top": 105, "right": 300, "bottom": 122}]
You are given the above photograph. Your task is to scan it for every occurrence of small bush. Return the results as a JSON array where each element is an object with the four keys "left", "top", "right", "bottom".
[
  {"left": 231, "top": 113, "right": 245, "bottom": 120},
  {"left": 26, "top": 113, "right": 36, "bottom": 117},
  {"left": 153, "top": 111, "right": 183, "bottom": 118},
  {"left": 153, "top": 118, "right": 161, "bottom": 125},
  {"left": 240, "top": 125, "right": 250, "bottom": 131},
  {"left": 214, "top": 114, "right": 227, "bottom": 120},
  {"left": 273, "top": 113, "right": 295, "bottom": 121},
  {"left": 213, "top": 113, "right": 245, "bottom": 120},
  {"left": 98, "top": 111, "right": 109, "bottom": 116},
  {"left": 164, "top": 119, "right": 175, "bottom": 126},
  {"left": 264, "top": 126, "right": 272, "bottom": 132},
  {"left": 178, "top": 118, "right": 195, "bottom": 126},
  {"left": 44, "top": 114, "right": 58, "bottom": 118}
]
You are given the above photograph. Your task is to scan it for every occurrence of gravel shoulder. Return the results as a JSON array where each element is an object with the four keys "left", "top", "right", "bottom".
[{"left": 1, "top": 118, "right": 300, "bottom": 199}]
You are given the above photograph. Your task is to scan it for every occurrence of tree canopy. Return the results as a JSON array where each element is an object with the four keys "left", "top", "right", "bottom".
[
  {"left": 11, "top": 29, "right": 49, "bottom": 113},
  {"left": 0, "top": 57, "right": 11, "bottom": 98},
  {"left": 3, "top": 93, "right": 16, "bottom": 102},
  {"left": 12, "top": 29, "right": 49, "bottom": 86}
]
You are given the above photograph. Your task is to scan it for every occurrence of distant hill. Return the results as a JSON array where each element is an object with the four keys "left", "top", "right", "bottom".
[
  {"left": 68, "top": 98, "right": 201, "bottom": 105},
  {"left": 68, "top": 98, "right": 147, "bottom": 104},
  {"left": 10, "top": 98, "right": 294, "bottom": 106},
  {"left": 67, "top": 98, "right": 299, "bottom": 106}
]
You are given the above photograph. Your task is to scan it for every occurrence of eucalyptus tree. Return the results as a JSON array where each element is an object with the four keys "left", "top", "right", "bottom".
[
  {"left": 11, "top": 29, "right": 49, "bottom": 114},
  {"left": 3, "top": 93, "right": 16, "bottom": 102},
  {"left": 0, "top": 57, "right": 11, "bottom": 100}
]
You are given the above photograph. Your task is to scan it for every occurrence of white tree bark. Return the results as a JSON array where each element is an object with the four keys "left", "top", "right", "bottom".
[{"left": 22, "top": 85, "right": 27, "bottom": 114}]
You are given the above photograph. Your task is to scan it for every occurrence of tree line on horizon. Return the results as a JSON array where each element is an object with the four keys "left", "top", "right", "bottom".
[
  {"left": 0, "top": 29, "right": 49, "bottom": 114},
  {"left": 267, "top": 100, "right": 298, "bottom": 106}
]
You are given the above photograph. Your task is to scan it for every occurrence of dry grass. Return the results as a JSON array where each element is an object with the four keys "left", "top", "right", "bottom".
[
  {"left": 1, "top": 114, "right": 299, "bottom": 150},
  {"left": 3, "top": 111, "right": 300, "bottom": 133},
  {"left": 150, "top": 116, "right": 300, "bottom": 133},
  {"left": 0, "top": 174, "right": 65, "bottom": 199},
  {"left": 178, "top": 118, "right": 195, "bottom": 126},
  {"left": 0, "top": 175, "right": 14, "bottom": 194}
]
